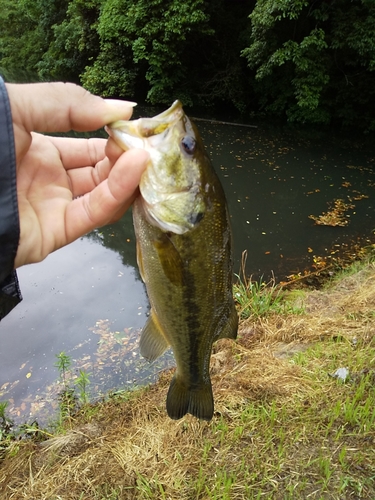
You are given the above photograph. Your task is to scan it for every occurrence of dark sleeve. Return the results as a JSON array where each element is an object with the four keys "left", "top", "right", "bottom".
[{"left": 0, "top": 76, "right": 22, "bottom": 320}]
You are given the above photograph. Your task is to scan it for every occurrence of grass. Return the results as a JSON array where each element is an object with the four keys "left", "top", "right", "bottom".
[
  {"left": 233, "top": 274, "right": 305, "bottom": 319},
  {"left": 0, "top": 258, "right": 375, "bottom": 499},
  {"left": 233, "top": 251, "right": 306, "bottom": 319}
]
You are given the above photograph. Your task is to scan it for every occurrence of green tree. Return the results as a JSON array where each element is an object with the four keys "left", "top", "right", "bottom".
[
  {"left": 242, "top": 0, "right": 375, "bottom": 129},
  {"left": 38, "top": 0, "right": 102, "bottom": 82},
  {"left": 0, "top": 0, "right": 70, "bottom": 80},
  {"left": 82, "top": 0, "right": 213, "bottom": 103},
  {"left": 82, "top": 0, "right": 255, "bottom": 109},
  {"left": 0, "top": 0, "right": 42, "bottom": 77}
]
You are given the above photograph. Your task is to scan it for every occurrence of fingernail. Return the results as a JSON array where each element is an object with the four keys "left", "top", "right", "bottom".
[{"left": 105, "top": 99, "right": 137, "bottom": 107}]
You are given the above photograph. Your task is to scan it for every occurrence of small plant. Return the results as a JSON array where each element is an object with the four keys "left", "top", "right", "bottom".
[
  {"left": 0, "top": 401, "right": 10, "bottom": 424},
  {"left": 0, "top": 401, "right": 14, "bottom": 459},
  {"left": 75, "top": 369, "right": 91, "bottom": 404},
  {"left": 317, "top": 454, "right": 334, "bottom": 489},
  {"left": 17, "top": 421, "right": 50, "bottom": 442},
  {"left": 209, "top": 468, "right": 235, "bottom": 499},
  {"left": 57, "top": 387, "right": 77, "bottom": 421},
  {"left": 0, "top": 401, "right": 13, "bottom": 437},
  {"left": 54, "top": 352, "right": 91, "bottom": 419},
  {"left": 54, "top": 351, "right": 72, "bottom": 390}
]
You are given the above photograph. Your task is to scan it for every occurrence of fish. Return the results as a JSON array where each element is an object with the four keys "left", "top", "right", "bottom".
[{"left": 106, "top": 101, "right": 238, "bottom": 421}]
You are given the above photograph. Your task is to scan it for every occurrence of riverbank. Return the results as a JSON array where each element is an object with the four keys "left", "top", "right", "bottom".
[{"left": 1, "top": 258, "right": 375, "bottom": 499}]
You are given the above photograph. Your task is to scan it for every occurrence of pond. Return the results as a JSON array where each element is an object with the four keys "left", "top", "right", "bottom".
[{"left": 1, "top": 118, "right": 374, "bottom": 426}]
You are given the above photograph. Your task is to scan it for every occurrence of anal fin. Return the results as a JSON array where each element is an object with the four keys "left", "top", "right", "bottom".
[
  {"left": 218, "top": 302, "right": 238, "bottom": 340},
  {"left": 140, "top": 311, "right": 170, "bottom": 362}
]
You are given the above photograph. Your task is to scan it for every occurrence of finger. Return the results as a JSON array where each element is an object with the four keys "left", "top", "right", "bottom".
[
  {"left": 67, "top": 156, "right": 118, "bottom": 197},
  {"left": 105, "top": 136, "right": 126, "bottom": 164},
  {"left": 66, "top": 166, "right": 101, "bottom": 198},
  {"left": 47, "top": 136, "right": 107, "bottom": 170},
  {"left": 6, "top": 81, "right": 136, "bottom": 134},
  {"left": 65, "top": 149, "right": 149, "bottom": 242}
]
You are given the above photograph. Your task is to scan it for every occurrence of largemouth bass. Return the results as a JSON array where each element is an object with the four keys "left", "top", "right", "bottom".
[{"left": 106, "top": 101, "right": 238, "bottom": 420}]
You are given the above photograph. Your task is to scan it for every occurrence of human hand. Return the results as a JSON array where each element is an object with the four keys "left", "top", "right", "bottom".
[{"left": 5, "top": 82, "right": 149, "bottom": 268}]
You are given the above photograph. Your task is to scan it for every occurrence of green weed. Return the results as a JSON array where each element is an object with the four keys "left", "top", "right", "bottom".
[
  {"left": 75, "top": 369, "right": 91, "bottom": 404},
  {"left": 0, "top": 401, "right": 12, "bottom": 434},
  {"left": 54, "top": 351, "right": 72, "bottom": 389},
  {"left": 233, "top": 251, "right": 305, "bottom": 319},
  {"left": 54, "top": 352, "right": 91, "bottom": 420},
  {"left": 0, "top": 401, "right": 13, "bottom": 459}
]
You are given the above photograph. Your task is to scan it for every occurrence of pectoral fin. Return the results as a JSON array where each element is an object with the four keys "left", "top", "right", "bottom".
[
  {"left": 136, "top": 240, "right": 146, "bottom": 282},
  {"left": 218, "top": 302, "right": 238, "bottom": 340},
  {"left": 140, "top": 311, "right": 170, "bottom": 362},
  {"left": 153, "top": 233, "right": 184, "bottom": 286}
]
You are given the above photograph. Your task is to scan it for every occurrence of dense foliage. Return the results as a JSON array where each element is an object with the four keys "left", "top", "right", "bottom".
[
  {"left": 242, "top": 0, "right": 375, "bottom": 129},
  {"left": 1, "top": 0, "right": 374, "bottom": 129}
]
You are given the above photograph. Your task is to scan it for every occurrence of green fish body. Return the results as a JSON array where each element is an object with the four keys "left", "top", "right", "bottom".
[{"left": 106, "top": 101, "right": 238, "bottom": 420}]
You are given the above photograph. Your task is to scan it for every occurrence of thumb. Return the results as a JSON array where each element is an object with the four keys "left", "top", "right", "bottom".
[{"left": 6, "top": 81, "right": 136, "bottom": 134}]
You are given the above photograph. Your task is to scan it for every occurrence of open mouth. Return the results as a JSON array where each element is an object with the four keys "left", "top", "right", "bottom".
[{"left": 106, "top": 100, "right": 184, "bottom": 151}]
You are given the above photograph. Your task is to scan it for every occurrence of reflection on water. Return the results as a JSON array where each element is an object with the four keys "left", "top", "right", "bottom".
[
  {"left": 0, "top": 226, "right": 174, "bottom": 424},
  {"left": 0, "top": 122, "right": 374, "bottom": 425},
  {"left": 203, "top": 124, "right": 375, "bottom": 279}
]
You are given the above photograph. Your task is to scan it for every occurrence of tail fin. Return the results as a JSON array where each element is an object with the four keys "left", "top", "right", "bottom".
[{"left": 166, "top": 375, "right": 214, "bottom": 421}]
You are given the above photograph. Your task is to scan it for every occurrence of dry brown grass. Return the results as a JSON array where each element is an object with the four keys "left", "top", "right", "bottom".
[{"left": 1, "top": 262, "right": 375, "bottom": 499}]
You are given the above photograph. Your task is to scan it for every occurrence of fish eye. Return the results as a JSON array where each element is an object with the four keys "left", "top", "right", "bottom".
[
  {"left": 188, "top": 211, "right": 204, "bottom": 226},
  {"left": 181, "top": 136, "right": 196, "bottom": 155}
]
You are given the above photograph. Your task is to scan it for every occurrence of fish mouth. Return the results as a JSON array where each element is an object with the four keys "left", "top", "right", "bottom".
[{"left": 106, "top": 100, "right": 184, "bottom": 150}]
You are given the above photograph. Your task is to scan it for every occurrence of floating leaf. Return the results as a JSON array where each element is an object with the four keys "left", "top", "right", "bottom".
[{"left": 309, "top": 199, "right": 355, "bottom": 227}]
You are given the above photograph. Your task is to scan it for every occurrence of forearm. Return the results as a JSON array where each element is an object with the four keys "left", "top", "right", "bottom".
[{"left": 0, "top": 76, "right": 22, "bottom": 319}]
